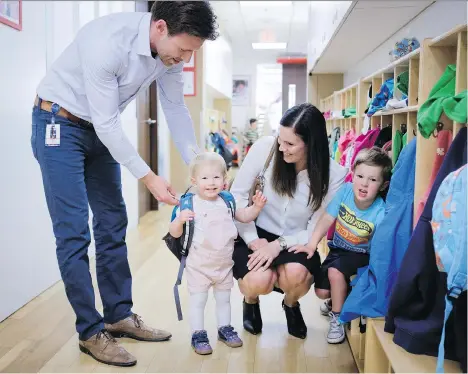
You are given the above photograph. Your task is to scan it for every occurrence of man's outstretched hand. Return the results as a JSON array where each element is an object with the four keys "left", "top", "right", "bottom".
[{"left": 141, "top": 171, "right": 179, "bottom": 206}]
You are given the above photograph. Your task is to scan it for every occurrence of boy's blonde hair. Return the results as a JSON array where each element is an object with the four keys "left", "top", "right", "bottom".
[
  {"left": 353, "top": 147, "right": 393, "bottom": 182},
  {"left": 189, "top": 152, "right": 228, "bottom": 179}
]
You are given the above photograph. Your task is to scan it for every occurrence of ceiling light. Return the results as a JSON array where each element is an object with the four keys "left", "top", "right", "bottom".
[
  {"left": 240, "top": 1, "right": 292, "bottom": 7},
  {"left": 252, "top": 42, "right": 287, "bottom": 50}
]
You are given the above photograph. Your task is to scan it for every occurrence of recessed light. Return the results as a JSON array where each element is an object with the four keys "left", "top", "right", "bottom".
[{"left": 252, "top": 42, "right": 287, "bottom": 50}]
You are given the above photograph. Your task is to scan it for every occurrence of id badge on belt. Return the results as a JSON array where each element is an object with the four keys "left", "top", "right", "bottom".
[
  {"left": 45, "top": 124, "right": 60, "bottom": 146},
  {"left": 45, "top": 102, "right": 61, "bottom": 147}
]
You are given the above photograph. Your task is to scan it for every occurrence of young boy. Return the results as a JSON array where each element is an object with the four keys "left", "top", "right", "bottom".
[{"left": 289, "top": 147, "right": 392, "bottom": 344}]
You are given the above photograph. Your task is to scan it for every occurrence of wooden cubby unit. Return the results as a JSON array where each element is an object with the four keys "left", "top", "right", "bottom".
[{"left": 315, "top": 24, "right": 467, "bottom": 373}]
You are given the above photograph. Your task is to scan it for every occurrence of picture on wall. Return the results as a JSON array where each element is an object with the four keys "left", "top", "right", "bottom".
[
  {"left": 183, "top": 70, "right": 195, "bottom": 96},
  {"left": 0, "top": 0, "right": 22, "bottom": 31},
  {"left": 183, "top": 51, "right": 196, "bottom": 96},
  {"left": 232, "top": 76, "right": 250, "bottom": 106}
]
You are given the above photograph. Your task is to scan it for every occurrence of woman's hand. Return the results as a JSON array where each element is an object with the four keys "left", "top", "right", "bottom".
[
  {"left": 247, "top": 240, "right": 281, "bottom": 272},
  {"left": 247, "top": 238, "right": 269, "bottom": 251},
  {"left": 288, "top": 244, "right": 316, "bottom": 259}
]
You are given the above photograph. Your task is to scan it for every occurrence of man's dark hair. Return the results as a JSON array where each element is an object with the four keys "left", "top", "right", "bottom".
[
  {"left": 151, "top": 1, "right": 218, "bottom": 41},
  {"left": 249, "top": 118, "right": 257, "bottom": 125}
]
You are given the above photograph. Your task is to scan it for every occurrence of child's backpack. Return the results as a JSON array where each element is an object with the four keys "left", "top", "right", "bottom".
[
  {"left": 431, "top": 165, "right": 467, "bottom": 373},
  {"left": 389, "top": 37, "right": 420, "bottom": 61},
  {"left": 163, "top": 190, "right": 237, "bottom": 321}
]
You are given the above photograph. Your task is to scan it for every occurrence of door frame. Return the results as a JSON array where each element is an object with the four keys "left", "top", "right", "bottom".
[{"left": 136, "top": 0, "right": 159, "bottom": 219}]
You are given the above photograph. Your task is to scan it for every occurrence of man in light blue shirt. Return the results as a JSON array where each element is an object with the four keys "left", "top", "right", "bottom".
[{"left": 31, "top": 1, "right": 218, "bottom": 367}]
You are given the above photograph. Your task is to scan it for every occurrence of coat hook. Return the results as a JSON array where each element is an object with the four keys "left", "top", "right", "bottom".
[{"left": 432, "top": 122, "right": 444, "bottom": 138}]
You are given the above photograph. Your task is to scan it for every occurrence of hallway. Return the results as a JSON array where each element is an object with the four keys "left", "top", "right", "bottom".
[{"left": 0, "top": 207, "right": 356, "bottom": 373}]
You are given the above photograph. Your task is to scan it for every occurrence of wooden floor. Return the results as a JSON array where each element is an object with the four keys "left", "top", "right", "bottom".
[{"left": 0, "top": 206, "right": 357, "bottom": 373}]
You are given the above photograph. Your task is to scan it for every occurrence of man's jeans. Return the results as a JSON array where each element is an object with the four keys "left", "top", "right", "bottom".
[{"left": 31, "top": 103, "right": 133, "bottom": 340}]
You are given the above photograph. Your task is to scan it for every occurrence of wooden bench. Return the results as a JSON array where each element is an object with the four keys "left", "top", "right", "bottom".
[
  {"left": 364, "top": 319, "right": 461, "bottom": 373},
  {"left": 346, "top": 317, "right": 366, "bottom": 372}
]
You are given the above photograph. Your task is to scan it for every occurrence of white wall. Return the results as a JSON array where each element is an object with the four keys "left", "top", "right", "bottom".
[
  {"left": 232, "top": 55, "right": 258, "bottom": 133},
  {"left": 0, "top": 0, "right": 138, "bottom": 321},
  {"left": 307, "top": 1, "right": 352, "bottom": 72},
  {"left": 157, "top": 98, "right": 170, "bottom": 182},
  {"left": 343, "top": 1, "right": 467, "bottom": 85},
  {"left": 204, "top": 35, "right": 233, "bottom": 99}
]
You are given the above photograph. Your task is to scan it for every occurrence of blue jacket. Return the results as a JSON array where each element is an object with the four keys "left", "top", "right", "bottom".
[
  {"left": 385, "top": 127, "right": 467, "bottom": 363},
  {"left": 340, "top": 137, "right": 416, "bottom": 323}
]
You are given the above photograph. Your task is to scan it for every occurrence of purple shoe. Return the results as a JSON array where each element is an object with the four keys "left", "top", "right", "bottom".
[
  {"left": 218, "top": 325, "right": 243, "bottom": 348},
  {"left": 191, "top": 330, "right": 213, "bottom": 355}
]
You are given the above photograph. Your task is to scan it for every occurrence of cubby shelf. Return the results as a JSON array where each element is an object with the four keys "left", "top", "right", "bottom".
[{"left": 318, "top": 24, "right": 467, "bottom": 373}]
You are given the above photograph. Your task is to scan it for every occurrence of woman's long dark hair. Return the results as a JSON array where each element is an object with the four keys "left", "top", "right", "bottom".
[{"left": 271, "top": 103, "right": 330, "bottom": 211}]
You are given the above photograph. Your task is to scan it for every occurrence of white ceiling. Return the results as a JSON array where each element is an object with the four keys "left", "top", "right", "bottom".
[
  {"left": 312, "top": 0, "right": 435, "bottom": 73},
  {"left": 211, "top": 1, "right": 309, "bottom": 64}
]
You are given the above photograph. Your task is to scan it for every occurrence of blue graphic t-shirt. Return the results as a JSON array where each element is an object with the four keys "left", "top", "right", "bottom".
[{"left": 326, "top": 183, "right": 385, "bottom": 254}]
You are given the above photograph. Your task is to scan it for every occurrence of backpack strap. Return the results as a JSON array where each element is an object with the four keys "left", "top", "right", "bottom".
[
  {"left": 218, "top": 190, "right": 236, "bottom": 219},
  {"left": 173, "top": 193, "right": 194, "bottom": 321},
  {"left": 179, "top": 194, "right": 195, "bottom": 255}
]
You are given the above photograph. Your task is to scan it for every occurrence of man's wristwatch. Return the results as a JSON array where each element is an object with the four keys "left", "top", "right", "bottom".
[{"left": 277, "top": 236, "right": 288, "bottom": 251}]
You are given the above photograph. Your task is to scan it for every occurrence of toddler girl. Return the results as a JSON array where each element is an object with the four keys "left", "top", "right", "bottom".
[{"left": 169, "top": 152, "right": 267, "bottom": 355}]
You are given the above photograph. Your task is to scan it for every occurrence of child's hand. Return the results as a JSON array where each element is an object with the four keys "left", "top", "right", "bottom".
[
  {"left": 288, "top": 244, "right": 316, "bottom": 259},
  {"left": 252, "top": 190, "right": 267, "bottom": 209},
  {"left": 178, "top": 210, "right": 195, "bottom": 223}
]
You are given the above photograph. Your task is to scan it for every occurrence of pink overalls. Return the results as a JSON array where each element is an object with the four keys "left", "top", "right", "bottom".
[{"left": 185, "top": 196, "right": 238, "bottom": 294}]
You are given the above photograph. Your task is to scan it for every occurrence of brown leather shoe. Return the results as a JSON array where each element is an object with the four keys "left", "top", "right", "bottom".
[
  {"left": 79, "top": 330, "right": 137, "bottom": 367},
  {"left": 105, "top": 314, "right": 172, "bottom": 342}
]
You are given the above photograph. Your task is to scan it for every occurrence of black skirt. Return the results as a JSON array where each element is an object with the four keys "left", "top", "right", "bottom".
[{"left": 232, "top": 226, "right": 321, "bottom": 282}]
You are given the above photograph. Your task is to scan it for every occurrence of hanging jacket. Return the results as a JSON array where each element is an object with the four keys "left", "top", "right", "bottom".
[
  {"left": 343, "top": 128, "right": 381, "bottom": 182},
  {"left": 392, "top": 130, "right": 403, "bottom": 166},
  {"left": 415, "top": 130, "right": 453, "bottom": 222},
  {"left": 329, "top": 127, "right": 340, "bottom": 158},
  {"left": 338, "top": 129, "right": 356, "bottom": 155},
  {"left": 339, "top": 137, "right": 417, "bottom": 323},
  {"left": 418, "top": 65, "right": 468, "bottom": 138},
  {"left": 385, "top": 127, "right": 467, "bottom": 363},
  {"left": 431, "top": 165, "right": 467, "bottom": 373},
  {"left": 374, "top": 125, "right": 393, "bottom": 148}
]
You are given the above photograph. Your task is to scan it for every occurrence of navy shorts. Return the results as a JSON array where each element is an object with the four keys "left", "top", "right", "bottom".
[{"left": 314, "top": 244, "right": 370, "bottom": 290}]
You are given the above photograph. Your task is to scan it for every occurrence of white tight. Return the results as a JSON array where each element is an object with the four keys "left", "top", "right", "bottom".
[{"left": 189, "top": 289, "right": 231, "bottom": 332}]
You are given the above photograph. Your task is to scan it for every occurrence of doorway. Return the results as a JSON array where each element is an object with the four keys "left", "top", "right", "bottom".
[{"left": 136, "top": 0, "right": 159, "bottom": 219}]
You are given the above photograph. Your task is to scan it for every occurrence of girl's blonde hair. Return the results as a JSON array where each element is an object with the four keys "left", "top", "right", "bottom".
[{"left": 189, "top": 152, "right": 228, "bottom": 178}]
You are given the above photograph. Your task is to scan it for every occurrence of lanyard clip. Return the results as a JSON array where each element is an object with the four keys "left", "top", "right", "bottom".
[{"left": 50, "top": 103, "right": 60, "bottom": 124}]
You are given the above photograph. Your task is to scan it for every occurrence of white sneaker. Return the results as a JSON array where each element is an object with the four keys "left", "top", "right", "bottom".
[
  {"left": 327, "top": 312, "right": 345, "bottom": 344},
  {"left": 320, "top": 299, "right": 332, "bottom": 316}
]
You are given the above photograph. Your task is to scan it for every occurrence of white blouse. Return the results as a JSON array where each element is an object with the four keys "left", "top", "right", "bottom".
[{"left": 231, "top": 136, "right": 348, "bottom": 248}]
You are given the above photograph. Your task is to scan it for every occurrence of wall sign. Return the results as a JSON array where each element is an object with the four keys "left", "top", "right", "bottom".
[{"left": 183, "top": 51, "right": 196, "bottom": 97}]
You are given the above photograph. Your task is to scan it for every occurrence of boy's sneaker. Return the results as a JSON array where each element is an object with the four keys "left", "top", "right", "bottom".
[
  {"left": 320, "top": 299, "right": 332, "bottom": 316},
  {"left": 191, "top": 330, "right": 213, "bottom": 355},
  {"left": 327, "top": 312, "right": 345, "bottom": 344},
  {"left": 218, "top": 325, "right": 243, "bottom": 348}
]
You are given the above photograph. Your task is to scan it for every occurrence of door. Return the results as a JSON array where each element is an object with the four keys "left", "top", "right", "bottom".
[{"left": 136, "top": 0, "right": 159, "bottom": 218}]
